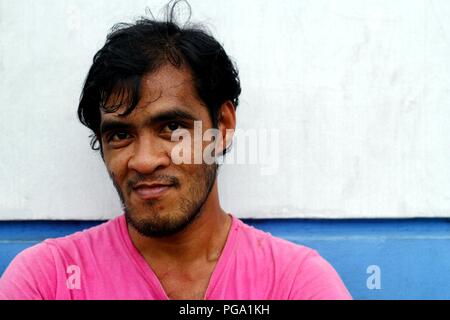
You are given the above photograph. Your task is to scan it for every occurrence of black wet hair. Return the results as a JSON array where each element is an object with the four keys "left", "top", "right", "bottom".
[{"left": 77, "top": 0, "right": 241, "bottom": 154}]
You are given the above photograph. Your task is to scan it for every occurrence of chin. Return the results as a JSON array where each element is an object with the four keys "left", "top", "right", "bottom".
[{"left": 125, "top": 208, "right": 194, "bottom": 238}]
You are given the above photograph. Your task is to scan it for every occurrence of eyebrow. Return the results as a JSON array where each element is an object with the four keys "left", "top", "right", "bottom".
[{"left": 100, "top": 108, "right": 199, "bottom": 135}]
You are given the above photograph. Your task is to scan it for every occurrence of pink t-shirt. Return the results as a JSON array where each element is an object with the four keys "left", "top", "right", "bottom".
[{"left": 0, "top": 214, "right": 351, "bottom": 300}]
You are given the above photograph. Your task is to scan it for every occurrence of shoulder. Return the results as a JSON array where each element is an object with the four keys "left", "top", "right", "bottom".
[
  {"left": 42, "top": 216, "right": 121, "bottom": 254},
  {"left": 0, "top": 241, "right": 56, "bottom": 299},
  {"left": 288, "top": 249, "right": 352, "bottom": 299},
  {"left": 235, "top": 218, "right": 314, "bottom": 263},
  {"left": 0, "top": 216, "right": 122, "bottom": 300},
  {"left": 234, "top": 218, "right": 352, "bottom": 300}
]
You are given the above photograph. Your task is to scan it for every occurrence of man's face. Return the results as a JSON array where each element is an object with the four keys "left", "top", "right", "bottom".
[{"left": 100, "top": 64, "right": 218, "bottom": 238}]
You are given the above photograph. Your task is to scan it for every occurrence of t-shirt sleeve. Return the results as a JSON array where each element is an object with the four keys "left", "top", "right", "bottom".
[
  {"left": 0, "top": 242, "right": 57, "bottom": 300},
  {"left": 288, "top": 250, "right": 352, "bottom": 300}
]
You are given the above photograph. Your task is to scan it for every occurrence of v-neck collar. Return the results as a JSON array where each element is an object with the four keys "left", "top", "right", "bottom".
[{"left": 118, "top": 213, "right": 239, "bottom": 300}]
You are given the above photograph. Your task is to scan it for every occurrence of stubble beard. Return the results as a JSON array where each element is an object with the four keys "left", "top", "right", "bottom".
[{"left": 111, "top": 164, "right": 218, "bottom": 238}]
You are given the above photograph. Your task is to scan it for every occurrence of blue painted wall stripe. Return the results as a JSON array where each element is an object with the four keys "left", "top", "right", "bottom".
[{"left": 1, "top": 219, "right": 450, "bottom": 299}]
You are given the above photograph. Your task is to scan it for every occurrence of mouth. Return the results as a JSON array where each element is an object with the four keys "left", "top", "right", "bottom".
[{"left": 132, "top": 183, "right": 174, "bottom": 201}]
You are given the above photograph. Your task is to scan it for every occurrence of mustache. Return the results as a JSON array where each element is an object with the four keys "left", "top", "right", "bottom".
[{"left": 126, "top": 173, "right": 181, "bottom": 191}]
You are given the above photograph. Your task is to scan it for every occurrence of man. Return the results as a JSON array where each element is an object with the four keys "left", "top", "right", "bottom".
[{"left": 0, "top": 6, "right": 351, "bottom": 300}]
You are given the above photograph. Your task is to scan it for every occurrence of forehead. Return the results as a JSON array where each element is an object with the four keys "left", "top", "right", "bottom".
[{"left": 101, "top": 64, "right": 206, "bottom": 120}]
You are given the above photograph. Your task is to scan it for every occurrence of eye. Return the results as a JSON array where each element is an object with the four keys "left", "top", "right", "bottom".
[
  {"left": 165, "top": 122, "right": 182, "bottom": 132},
  {"left": 108, "top": 131, "right": 131, "bottom": 142}
]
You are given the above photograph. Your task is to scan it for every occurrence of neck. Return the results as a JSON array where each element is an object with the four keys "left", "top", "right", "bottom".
[{"left": 128, "top": 182, "right": 232, "bottom": 264}]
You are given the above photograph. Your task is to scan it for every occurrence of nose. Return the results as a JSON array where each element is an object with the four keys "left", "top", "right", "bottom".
[{"left": 127, "top": 135, "right": 171, "bottom": 174}]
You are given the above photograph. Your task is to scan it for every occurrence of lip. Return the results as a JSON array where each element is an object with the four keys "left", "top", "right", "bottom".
[{"left": 132, "top": 184, "right": 173, "bottom": 200}]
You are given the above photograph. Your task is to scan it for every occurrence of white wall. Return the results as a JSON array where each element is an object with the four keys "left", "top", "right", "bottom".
[{"left": 1, "top": 0, "right": 450, "bottom": 220}]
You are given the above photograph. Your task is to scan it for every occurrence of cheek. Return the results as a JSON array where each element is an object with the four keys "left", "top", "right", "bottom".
[
  {"left": 168, "top": 133, "right": 217, "bottom": 165},
  {"left": 179, "top": 164, "right": 208, "bottom": 186},
  {"left": 171, "top": 138, "right": 215, "bottom": 177},
  {"left": 104, "top": 153, "right": 129, "bottom": 185},
  {"left": 169, "top": 163, "right": 197, "bottom": 193}
]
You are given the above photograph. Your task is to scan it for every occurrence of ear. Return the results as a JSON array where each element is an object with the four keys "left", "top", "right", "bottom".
[
  {"left": 94, "top": 132, "right": 105, "bottom": 161},
  {"left": 216, "top": 101, "right": 236, "bottom": 156}
]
